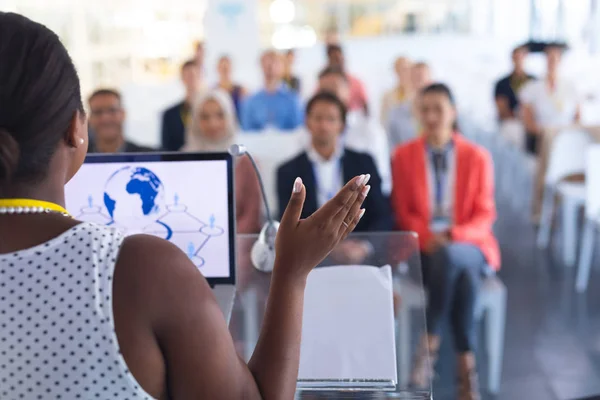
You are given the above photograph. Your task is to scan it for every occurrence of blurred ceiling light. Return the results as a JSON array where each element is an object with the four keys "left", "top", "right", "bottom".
[{"left": 269, "top": 0, "right": 295, "bottom": 24}]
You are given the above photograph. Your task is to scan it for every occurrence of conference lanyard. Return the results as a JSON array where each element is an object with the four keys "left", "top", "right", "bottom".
[{"left": 430, "top": 148, "right": 451, "bottom": 217}]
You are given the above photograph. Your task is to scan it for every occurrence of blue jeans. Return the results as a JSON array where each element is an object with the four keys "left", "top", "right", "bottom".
[{"left": 422, "top": 243, "right": 486, "bottom": 352}]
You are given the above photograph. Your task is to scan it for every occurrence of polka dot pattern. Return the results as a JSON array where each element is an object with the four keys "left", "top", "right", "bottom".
[{"left": 0, "top": 223, "right": 154, "bottom": 400}]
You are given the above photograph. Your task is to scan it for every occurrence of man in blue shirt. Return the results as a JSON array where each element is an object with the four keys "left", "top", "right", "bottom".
[{"left": 241, "top": 50, "right": 304, "bottom": 132}]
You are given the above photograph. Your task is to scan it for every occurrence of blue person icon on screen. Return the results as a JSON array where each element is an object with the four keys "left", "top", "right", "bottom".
[{"left": 187, "top": 242, "right": 195, "bottom": 258}]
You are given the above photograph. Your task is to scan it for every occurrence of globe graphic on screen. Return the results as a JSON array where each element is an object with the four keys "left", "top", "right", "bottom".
[{"left": 103, "top": 166, "right": 166, "bottom": 231}]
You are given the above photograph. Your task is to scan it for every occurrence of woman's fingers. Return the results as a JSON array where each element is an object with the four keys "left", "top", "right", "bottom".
[
  {"left": 328, "top": 174, "right": 369, "bottom": 227},
  {"left": 340, "top": 209, "right": 366, "bottom": 241},
  {"left": 338, "top": 184, "right": 370, "bottom": 237},
  {"left": 332, "top": 174, "right": 369, "bottom": 221},
  {"left": 314, "top": 175, "right": 365, "bottom": 221},
  {"left": 337, "top": 184, "right": 369, "bottom": 236},
  {"left": 280, "top": 177, "right": 306, "bottom": 227}
]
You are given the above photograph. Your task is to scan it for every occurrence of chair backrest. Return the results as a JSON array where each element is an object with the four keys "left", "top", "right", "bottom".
[
  {"left": 586, "top": 145, "right": 600, "bottom": 220},
  {"left": 237, "top": 129, "right": 306, "bottom": 219},
  {"left": 545, "top": 129, "right": 593, "bottom": 185}
]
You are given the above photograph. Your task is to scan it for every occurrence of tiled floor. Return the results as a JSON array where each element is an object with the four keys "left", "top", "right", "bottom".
[{"left": 432, "top": 197, "right": 600, "bottom": 400}]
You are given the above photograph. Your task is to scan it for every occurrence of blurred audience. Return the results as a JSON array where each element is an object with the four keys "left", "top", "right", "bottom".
[
  {"left": 161, "top": 60, "right": 201, "bottom": 151},
  {"left": 386, "top": 62, "right": 433, "bottom": 148},
  {"left": 183, "top": 89, "right": 261, "bottom": 234},
  {"left": 494, "top": 45, "right": 534, "bottom": 121},
  {"left": 241, "top": 50, "right": 303, "bottom": 132},
  {"left": 326, "top": 44, "right": 368, "bottom": 113},
  {"left": 216, "top": 55, "right": 246, "bottom": 122},
  {"left": 88, "top": 89, "right": 153, "bottom": 153},
  {"left": 282, "top": 49, "right": 301, "bottom": 93},
  {"left": 391, "top": 84, "right": 499, "bottom": 400},
  {"left": 318, "top": 66, "right": 391, "bottom": 194},
  {"left": 277, "top": 91, "right": 393, "bottom": 235},
  {"left": 381, "top": 56, "right": 413, "bottom": 125},
  {"left": 520, "top": 43, "right": 581, "bottom": 154}
]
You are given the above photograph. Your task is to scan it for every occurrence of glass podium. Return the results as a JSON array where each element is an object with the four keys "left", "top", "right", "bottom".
[{"left": 230, "top": 232, "right": 432, "bottom": 399}]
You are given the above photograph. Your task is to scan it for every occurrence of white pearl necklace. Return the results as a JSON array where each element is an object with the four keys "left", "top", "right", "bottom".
[{"left": 0, "top": 206, "right": 70, "bottom": 217}]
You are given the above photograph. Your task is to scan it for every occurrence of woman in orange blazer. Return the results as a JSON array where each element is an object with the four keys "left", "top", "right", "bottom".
[{"left": 391, "top": 83, "right": 500, "bottom": 400}]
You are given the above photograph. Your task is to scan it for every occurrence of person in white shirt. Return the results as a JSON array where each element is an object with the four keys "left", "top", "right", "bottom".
[
  {"left": 520, "top": 43, "right": 581, "bottom": 154},
  {"left": 381, "top": 56, "right": 414, "bottom": 125},
  {"left": 317, "top": 66, "right": 392, "bottom": 195},
  {"left": 277, "top": 92, "right": 393, "bottom": 263}
]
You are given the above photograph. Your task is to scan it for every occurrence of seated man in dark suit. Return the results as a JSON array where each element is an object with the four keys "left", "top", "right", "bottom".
[
  {"left": 277, "top": 92, "right": 393, "bottom": 262},
  {"left": 87, "top": 89, "right": 154, "bottom": 153},
  {"left": 161, "top": 60, "right": 200, "bottom": 151}
]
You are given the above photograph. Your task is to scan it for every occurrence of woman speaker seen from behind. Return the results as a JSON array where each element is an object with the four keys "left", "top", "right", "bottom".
[{"left": 0, "top": 13, "right": 370, "bottom": 400}]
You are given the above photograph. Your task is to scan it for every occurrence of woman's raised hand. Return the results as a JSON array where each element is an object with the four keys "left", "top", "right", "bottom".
[{"left": 274, "top": 174, "right": 371, "bottom": 283}]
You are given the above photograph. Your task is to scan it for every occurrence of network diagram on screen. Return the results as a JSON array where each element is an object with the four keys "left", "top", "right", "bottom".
[{"left": 66, "top": 162, "right": 230, "bottom": 274}]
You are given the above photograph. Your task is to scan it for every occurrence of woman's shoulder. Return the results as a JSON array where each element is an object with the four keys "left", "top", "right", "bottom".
[
  {"left": 0, "top": 222, "right": 125, "bottom": 269},
  {"left": 116, "top": 234, "right": 202, "bottom": 287},
  {"left": 114, "top": 234, "right": 212, "bottom": 317}
]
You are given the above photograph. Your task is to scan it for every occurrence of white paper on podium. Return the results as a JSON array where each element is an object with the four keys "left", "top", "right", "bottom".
[{"left": 298, "top": 265, "right": 397, "bottom": 383}]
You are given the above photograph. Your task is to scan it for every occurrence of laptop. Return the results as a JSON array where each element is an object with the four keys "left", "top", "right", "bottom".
[{"left": 64, "top": 152, "right": 237, "bottom": 323}]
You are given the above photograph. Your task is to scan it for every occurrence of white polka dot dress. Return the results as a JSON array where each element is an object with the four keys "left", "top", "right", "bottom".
[{"left": 0, "top": 223, "right": 155, "bottom": 400}]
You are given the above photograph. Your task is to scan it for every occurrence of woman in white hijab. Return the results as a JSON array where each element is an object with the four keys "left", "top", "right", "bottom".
[{"left": 184, "top": 89, "right": 261, "bottom": 234}]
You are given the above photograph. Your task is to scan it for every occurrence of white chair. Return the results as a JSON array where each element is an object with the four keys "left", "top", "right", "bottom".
[
  {"left": 537, "top": 129, "right": 592, "bottom": 267},
  {"left": 237, "top": 130, "right": 305, "bottom": 219},
  {"left": 394, "top": 273, "right": 506, "bottom": 395},
  {"left": 575, "top": 146, "right": 600, "bottom": 292}
]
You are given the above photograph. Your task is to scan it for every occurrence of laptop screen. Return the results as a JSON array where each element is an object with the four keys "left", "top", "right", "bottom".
[{"left": 64, "top": 152, "right": 236, "bottom": 284}]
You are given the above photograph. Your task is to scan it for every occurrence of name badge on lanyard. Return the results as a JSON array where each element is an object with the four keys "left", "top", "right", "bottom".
[{"left": 430, "top": 150, "right": 451, "bottom": 233}]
